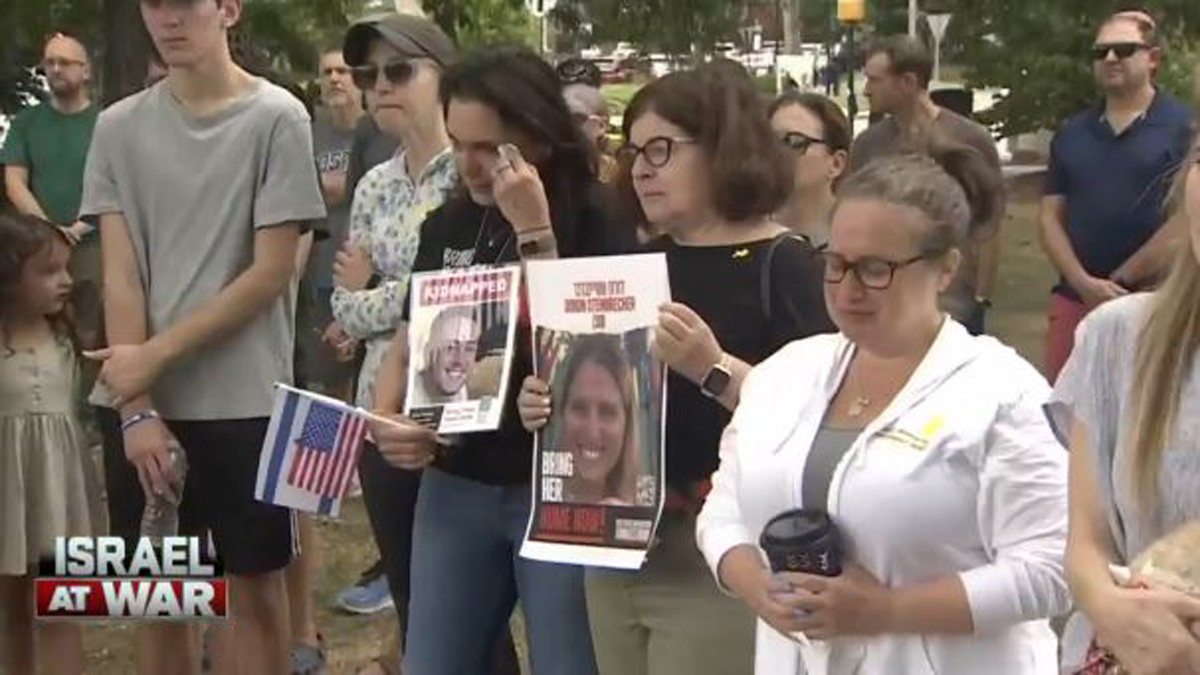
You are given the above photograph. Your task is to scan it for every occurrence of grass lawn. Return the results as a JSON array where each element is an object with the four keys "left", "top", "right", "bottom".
[{"left": 77, "top": 184, "right": 1055, "bottom": 674}]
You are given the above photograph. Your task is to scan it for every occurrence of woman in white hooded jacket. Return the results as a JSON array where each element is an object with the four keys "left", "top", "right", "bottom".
[{"left": 696, "top": 147, "right": 1072, "bottom": 675}]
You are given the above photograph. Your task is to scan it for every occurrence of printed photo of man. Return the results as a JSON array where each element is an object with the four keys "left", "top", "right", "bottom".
[{"left": 411, "top": 306, "right": 482, "bottom": 406}]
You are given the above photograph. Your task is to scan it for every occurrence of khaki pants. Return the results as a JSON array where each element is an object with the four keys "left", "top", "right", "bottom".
[{"left": 585, "top": 511, "right": 756, "bottom": 675}]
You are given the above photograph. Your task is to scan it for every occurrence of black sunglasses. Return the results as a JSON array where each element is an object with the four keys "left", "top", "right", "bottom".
[
  {"left": 351, "top": 60, "right": 417, "bottom": 90},
  {"left": 780, "top": 131, "right": 827, "bottom": 154},
  {"left": 1091, "top": 42, "right": 1149, "bottom": 61}
]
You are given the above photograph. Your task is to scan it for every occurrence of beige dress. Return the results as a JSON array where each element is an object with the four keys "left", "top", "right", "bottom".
[{"left": 0, "top": 335, "right": 102, "bottom": 575}]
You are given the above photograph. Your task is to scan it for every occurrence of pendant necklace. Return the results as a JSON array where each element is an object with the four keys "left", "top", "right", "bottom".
[
  {"left": 470, "top": 207, "right": 513, "bottom": 265},
  {"left": 845, "top": 360, "right": 872, "bottom": 418}
]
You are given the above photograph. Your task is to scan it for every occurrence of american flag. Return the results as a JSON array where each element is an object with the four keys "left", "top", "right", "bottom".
[{"left": 286, "top": 399, "right": 368, "bottom": 499}]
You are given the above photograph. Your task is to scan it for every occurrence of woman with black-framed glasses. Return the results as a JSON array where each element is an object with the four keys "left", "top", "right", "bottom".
[
  {"left": 521, "top": 59, "right": 833, "bottom": 675},
  {"left": 698, "top": 147, "right": 1072, "bottom": 674},
  {"left": 768, "top": 92, "right": 851, "bottom": 247}
]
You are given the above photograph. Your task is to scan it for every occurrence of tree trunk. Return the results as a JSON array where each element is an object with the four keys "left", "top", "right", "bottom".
[
  {"left": 783, "top": 0, "right": 800, "bottom": 53},
  {"left": 100, "top": 0, "right": 148, "bottom": 105}
]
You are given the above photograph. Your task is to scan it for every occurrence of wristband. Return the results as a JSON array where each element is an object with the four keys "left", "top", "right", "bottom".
[{"left": 121, "top": 409, "right": 161, "bottom": 433}]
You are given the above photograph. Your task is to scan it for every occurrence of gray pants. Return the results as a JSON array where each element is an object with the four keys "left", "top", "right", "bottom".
[{"left": 585, "top": 511, "right": 757, "bottom": 675}]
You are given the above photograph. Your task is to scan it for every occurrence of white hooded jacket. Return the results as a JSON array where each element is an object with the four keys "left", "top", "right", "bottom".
[{"left": 696, "top": 319, "right": 1071, "bottom": 675}]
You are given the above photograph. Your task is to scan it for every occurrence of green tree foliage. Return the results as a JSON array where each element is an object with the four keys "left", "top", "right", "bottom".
[
  {"left": 952, "top": 0, "right": 1200, "bottom": 137},
  {"left": 551, "top": 0, "right": 744, "bottom": 59},
  {"left": 422, "top": 0, "right": 539, "bottom": 49}
]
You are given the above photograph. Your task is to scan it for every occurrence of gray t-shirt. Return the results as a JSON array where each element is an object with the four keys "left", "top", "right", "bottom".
[
  {"left": 308, "top": 117, "right": 356, "bottom": 290},
  {"left": 848, "top": 108, "right": 1004, "bottom": 322},
  {"left": 1048, "top": 292, "right": 1200, "bottom": 561},
  {"left": 80, "top": 78, "right": 327, "bottom": 420}
]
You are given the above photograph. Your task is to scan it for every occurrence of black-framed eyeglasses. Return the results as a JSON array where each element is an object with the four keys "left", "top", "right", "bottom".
[
  {"left": 819, "top": 250, "right": 934, "bottom": 290},
  {"left": 1091, "top": 42, "right": 1149, "bottom": 61},
  {"left": 615, "top": 136, "right": 697, "bottom": 169},
  {"left": 351, "top": 59, "right": 417, "bottom": 90},
  {"left": 780, "top": 131, "right": 827, "bottom": 155}
]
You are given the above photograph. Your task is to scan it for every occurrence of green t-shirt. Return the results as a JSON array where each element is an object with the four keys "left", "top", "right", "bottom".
[{"left": 0, "top": 102, "right": 99, "bottom": 224}]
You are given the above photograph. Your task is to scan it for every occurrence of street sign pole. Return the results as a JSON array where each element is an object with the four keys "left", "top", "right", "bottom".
[{"left": 926, "top": 13, "right": 952, "bottom": 83}]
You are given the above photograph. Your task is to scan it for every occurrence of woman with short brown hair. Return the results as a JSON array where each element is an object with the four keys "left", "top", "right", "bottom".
[{"left": 520, "top": 59, "right": 833, "bottom": 675}]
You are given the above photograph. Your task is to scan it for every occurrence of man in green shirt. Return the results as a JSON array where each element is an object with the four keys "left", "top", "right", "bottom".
[{"left": 2, "top": 32, "right": 102, "bottom": 349}]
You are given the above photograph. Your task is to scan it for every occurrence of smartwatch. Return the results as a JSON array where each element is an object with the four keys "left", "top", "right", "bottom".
[
  {"left": 518, "top": 227, "right": 556, "bottom": 258},
  {"left": 700, "top": 354, "right": 733, "bottom": 400}
]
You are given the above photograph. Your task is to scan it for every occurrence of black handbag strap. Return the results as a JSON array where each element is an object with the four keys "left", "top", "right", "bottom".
[{"left": 760, "top": 233, "right": 811, "bottom": 324}]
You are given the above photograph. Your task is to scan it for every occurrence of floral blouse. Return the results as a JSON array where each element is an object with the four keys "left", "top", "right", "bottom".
[{"left": 331, "top": 149, "right": 458, "bottom": 408}]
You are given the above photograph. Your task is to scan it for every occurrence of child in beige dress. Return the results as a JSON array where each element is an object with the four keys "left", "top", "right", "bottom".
[{"left": 0, "top": 213, "right": 102, "bottom": 674}]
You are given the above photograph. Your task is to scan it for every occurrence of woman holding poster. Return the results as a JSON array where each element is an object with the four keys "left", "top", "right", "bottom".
[
  {"left": 369, "top": 46, "right": 638, "bottom": 675},
  {"left": 520, "top": 60, "right": 834, "bottom": 675},
  {"left": 325, "top": 17, "right": 525, "bottom": 675}
]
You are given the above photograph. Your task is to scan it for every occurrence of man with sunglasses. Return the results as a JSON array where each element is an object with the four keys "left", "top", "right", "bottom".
[
  {"left": 1039, "top": 10, "right": 1192, "bottom": 383},
  {"left": 848, "top": 35, "right": 1003, "bottom": 337},
  {"left": 2, "top": 32, "right": 101, "bottom": 344}
]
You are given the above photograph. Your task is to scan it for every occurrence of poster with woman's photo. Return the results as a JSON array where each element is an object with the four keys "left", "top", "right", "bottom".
[
  {"left": 521, "top": 254, "right": 669, "bottom": 570},
  {"left": 404, "top": 265, "right": 521, "bottom": 434}
]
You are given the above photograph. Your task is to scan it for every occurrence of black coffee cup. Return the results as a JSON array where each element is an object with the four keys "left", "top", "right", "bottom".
[{"left": 759, "top": 508, "right": 842, "bottom": 576}]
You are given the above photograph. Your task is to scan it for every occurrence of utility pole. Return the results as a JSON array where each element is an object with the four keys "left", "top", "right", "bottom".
[
  {"left": 838, "top": 0, "right": 864, "bottom": 123},
  {"left": 908, "top": 0, "right": 918, "bottom": 37}
]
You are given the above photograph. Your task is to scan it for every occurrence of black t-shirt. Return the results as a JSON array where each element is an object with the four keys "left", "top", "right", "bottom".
[
  {"left": 402, "top": 187, "right": 638, "bottom": 485},
  {"left": 649, "top": 234, "right": 834, "bottom": 491}
]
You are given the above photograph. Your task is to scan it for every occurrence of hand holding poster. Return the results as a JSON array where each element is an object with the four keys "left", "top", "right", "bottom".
[
  {"left": 521, "top": 253, "right": 669, "bottom": 570},
  {"left": 405, "top": 265, "right": 521, "bottom": 434}
]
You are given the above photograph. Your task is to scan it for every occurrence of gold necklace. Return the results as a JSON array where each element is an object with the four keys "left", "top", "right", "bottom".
[
  {"left": 844, "top": 357, "right": 872, "bottom": 418},
  {"left": 847, "top": 394, "right": 872, "bottom": 418}
]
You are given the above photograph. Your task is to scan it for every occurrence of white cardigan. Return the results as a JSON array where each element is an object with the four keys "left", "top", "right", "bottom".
[{"left": 696, "top": 320, "right": 1071, "bottom": 675}]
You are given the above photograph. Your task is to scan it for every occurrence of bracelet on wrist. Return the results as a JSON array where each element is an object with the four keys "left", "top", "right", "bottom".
[{"left": 121, "top": 409, "right": 161, "bottom": 433}]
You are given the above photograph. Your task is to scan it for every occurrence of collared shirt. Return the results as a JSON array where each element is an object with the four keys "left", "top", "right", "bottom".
[
  {"left": 1045, "top": 90, "right": 1193, "bottom": 300},
  {"left": 331, "top": 148, "right": 458, "bottom": 408}
]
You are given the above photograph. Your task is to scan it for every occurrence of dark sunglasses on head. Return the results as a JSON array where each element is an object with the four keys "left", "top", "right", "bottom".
[
  {"left": 351, "top": 59, "right": 417, "bottom": 90},
  {"left": 780, "top": 131, "right": 827, "bottom": 154},
  {"left": 1091, "top": 42, "right": 1149, "bottom": 61}
]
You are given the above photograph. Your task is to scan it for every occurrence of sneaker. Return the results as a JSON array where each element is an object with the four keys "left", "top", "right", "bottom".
[
  {"left": 292, "top": 642, "right": 327, "bottom": 675},
  {"left": 336, "top": 575, "right": 394, "bottom": 615}
]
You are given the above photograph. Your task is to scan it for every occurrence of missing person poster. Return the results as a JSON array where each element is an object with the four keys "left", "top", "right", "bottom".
[
  {"left": 520, "top": 254, "right": 669, "bottom": 570},
  {"left": 404, "top": 265, "right": 521, "bottom": 434}
]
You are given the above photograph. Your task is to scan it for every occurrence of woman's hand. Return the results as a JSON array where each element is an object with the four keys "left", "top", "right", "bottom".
[
  {"left": 654, "top": 302, "right": 723, "bottom": 385},
  {"left": 1091, "top": 584, "right": 1200, "bottom": 675},
  {"left": 517, "top": 376, "right": 552, "bottom": 433},
  {"left": 776, "top": 564, "right": 894, "bottom": 640},
  {"left": 334, "top": 242, "right": 373, "bottom": 291},
  {"left": 739, "top": 567, "right": 815, "bottom": 639},
  {"left": 370, "top": 413, "right": 438, "bottom": 471},
  {"left": 491, "top": 144, "right": 552, "bottom": 235}
]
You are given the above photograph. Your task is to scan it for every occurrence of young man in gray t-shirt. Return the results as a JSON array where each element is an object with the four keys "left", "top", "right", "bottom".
[{"left": 79, "top": 1, "right": 325, "bottom": 672}]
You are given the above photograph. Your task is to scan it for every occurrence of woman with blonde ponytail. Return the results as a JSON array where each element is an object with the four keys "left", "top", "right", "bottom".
[{"left": 1052, "top": 135, "right": 1200, "bottom": 675}]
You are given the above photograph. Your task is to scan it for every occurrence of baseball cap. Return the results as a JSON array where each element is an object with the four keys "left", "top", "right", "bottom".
[{"left": 343, "top": 13, "right": 457, "bottom": 68}]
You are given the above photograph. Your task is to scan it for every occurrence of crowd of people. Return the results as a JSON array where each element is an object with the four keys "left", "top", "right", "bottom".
[{"left": 1, "top": 1, "right": 1199, "bottom": 674}]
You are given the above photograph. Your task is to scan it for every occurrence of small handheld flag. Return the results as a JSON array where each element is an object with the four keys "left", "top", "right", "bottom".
[{"left": 255, "top": 384, "right": 371, "bottom": 517}]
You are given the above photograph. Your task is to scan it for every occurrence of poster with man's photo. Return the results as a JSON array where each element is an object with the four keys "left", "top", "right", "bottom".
[
  {"left": 404, "top": 265, "right": 521, "bottom": 434},
  {"left": 520, "top": 253, "right": 669, "bottom": 570}
]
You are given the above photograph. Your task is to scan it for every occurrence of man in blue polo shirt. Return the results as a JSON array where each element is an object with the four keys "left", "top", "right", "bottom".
[{"left": 1039, "top": 9, "right": 1192, "bottom": 382}]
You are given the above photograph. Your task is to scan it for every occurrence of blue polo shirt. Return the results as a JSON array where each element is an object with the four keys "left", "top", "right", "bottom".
[{"left": 1044, "top": 90, "right": 1192, "bottom": 300}]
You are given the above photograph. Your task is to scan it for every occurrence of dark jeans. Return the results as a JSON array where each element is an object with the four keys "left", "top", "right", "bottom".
[
  {"left": 403, "top": 468, "right": 596, "bottom": 675},
  {"left": 358, "top": 444, "right": 519, "bottom": 674}
]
